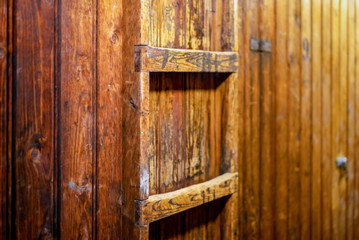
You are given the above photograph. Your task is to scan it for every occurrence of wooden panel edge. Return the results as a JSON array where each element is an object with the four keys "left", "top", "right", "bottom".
[
  {"left": 135, "top": 172, "right": 238, "bottom": 226},
  {"left": 135, "top": 46, "right": 239, "bottom": 72}
]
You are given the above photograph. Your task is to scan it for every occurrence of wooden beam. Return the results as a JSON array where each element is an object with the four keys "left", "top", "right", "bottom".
[
  {"left": 135, "top": 172, "right": 238, "bottom": 226},
  {"left": 135, "top": 46, "right": 239, "bottom": 72}
]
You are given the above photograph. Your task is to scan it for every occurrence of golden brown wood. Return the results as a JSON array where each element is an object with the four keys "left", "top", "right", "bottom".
[
  {"left": 258, "top": 0, "right": 274, "bottom": 239},
  {"left": 321, "top": 1, "right": 332, "bottom": 239},
  {"left": 243, "top": 0, "right": 261, "bottom": 239},
  {"left": 288, "top": 0, "right": 302, "bottom": 238},
  {"left": 300, "top": 0, "right": 312, "bottom": 239},
  {"left": 136, "top": 172, "right": 238, "bottom": 226},
  {"left": 312, "top": 1, "right": 323, "bottom": 238},
  {"left": 347, "top": 1, "right": 356, "bottom": 238},
  {"left": 96, "top": 0, "right": 123, "bottom": 238},
  {"left": 135, "top": 46, "right": 238, "bottom": 72},
  {"left": 332, "top": 0, "right": 342, "bottom": 239},
  {"left": 59, "top": 0, "right": 96, "bottom": 238},
  {"left": 274, "top": 0, "right": 289, "bottom": 238},
  {"left": 355, "top": 3, "right": 359, "bottom": 238},
  {"left": 3, "top": 0, "right": 359, "bottom": 239},
  {"left": 337, "top": 0, "right": 349, "bottom": 239}
]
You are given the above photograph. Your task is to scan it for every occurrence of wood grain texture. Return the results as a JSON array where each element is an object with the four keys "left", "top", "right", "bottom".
[
  {"left": 331, "top": 0, "right": 342, "bottom": 239},
  {"left": 274, "top": 0, "right": 289, "bottom": 238},
  {"left": 96, "top": 0, "right": 123, "bottom": 238},
  {"left": 136, "top": 172, "right": 238, "bottom": 226},
  {"left": 243, "top": 0, "right": 260, "bottom": 239},
  {"left": 321, "top": 1, "right": 332, "bottom": 239},
  {"left": 146, "top": 0, "right": 238, "bottom": 239},
  {"left": 121, "top": 0, "right": 150, "bottom": 239},
  {"left": 258, "top": 0, "right": 274, "bottom": 239},
  {"left": 287, "top": 0, "right": 301, "bottom": 238},
  {"left": 337, "top": 0, "right": 348, "bottom": 239},
  {"left": 3, "top": 0, "right": 359, "bottom": 239},
  {"left": 135, "top": 46, "right": 238, "bottom": 72},
  {"left": 14, "top": 0, "right": 55, "bottom": 238},
  {"left": 0, "top": 0, "right": 8, "bottom": 238},
  {"left": 355, "top": 3, "right": 359, "bottom": 239},
  {"left": 300, "top": 0, "right": 312, "bottom": 239},
  {"left": 347, "top": 1, "right": 356, "bottom": 238},
  {"left": 59, "top": 0, "right": 96, "bottom": 238},
  {"left": 312, "top": 0, "right": 322, "bottom": 238}
]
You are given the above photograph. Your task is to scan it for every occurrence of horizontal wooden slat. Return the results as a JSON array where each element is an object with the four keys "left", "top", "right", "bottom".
[
  {"left": 135, "top": 172, "right": 238, "bottom": 226},
  {"left": 135, "top": 46, "right": 239, "bottom": 72}
]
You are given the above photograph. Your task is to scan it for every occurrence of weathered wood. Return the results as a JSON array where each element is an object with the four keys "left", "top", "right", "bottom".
[
  {"left": 136, "top": 172, "right": 238, "bottom": 226},
  {"left": 14, "top": 0, "right": 55, "bottom": 238},
  {"left": 3, "top": 0, "right": 359, "bottom": 239},
  {"left": 135, "top": 46, "right": 238, "bottom": 73},
  {"left": 59, "top": 0, "right": 96, "bottom": 238},
  {"left": 96, "top": 0, "right": 123, "bottom": 238},
  {"left": 0, "top": 0, "right": 8, "bottom": 237},
  {"left": 122, "top": 0, "right": 150, "bottom": 239}
]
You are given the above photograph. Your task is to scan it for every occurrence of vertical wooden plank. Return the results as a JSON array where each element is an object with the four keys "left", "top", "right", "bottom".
[
  {"left": 354, "top": 2, "right": 359, "bottom": 238},
  {"left": 258, "top": 0, "right": 274, "bottom": 239},
  {"left": 243, "top": 0, "right": 260, "bottom": 238},
  {"left": 336, "top": 0, "right": 348, "bottom": 239},
  {"left": 321, "top": 0, "right": 332, "bottom": 239},
  {"left": 355, "top": 1, "right": 359, "bottom": 237},
  {"left": 274, "top": 0, "right": 289, "bottom": 238},
  {"left": 237, "top": 0, "right": 245, "bottom": 238},
  {"left": 287, "top": 0, "right": 302, "bottom": 238},
  {"left": 300, "top": 0, "right": 312, "bottom": 239},
  {"left": 59, "top": 0, "right": 96, "bottom": 238},
  {"left": 0, "top": 0, "right": 8, "bottom": 238},
  {"left": 122, "top": 0, "right": 150, "bottom": 238},
  {"left": 220, "top": 0, "right": 238, "bottom": 238},
  {"left": 347, "top": 0, "right": 355, "bottom": 238},
  {"left": 5, "top": 0, "right": 13, "bottom": 237},
  {"left": 331, "top": 0, "right": 343, "bottom": 238},
  {"left": 96, "top": 0, "right": 123, "bottom": 238},
  {"left": 13, "top": 0, "right": 55, "bottom": 238},
  {"left": 312, "top": 0, "right": 322, "bottom": 239}
]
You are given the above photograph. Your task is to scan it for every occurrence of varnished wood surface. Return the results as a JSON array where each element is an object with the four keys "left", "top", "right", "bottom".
[
  {"left": 13, "top": 0, "right": 55, "bottom": 238},
  {"left": 135, "top": 46, "right": 238, "bottom": 72},
  {"left": 96, "top": 0, "right": 123, "bottom": 238},
  {"left": 0, "top": 0, "right": 9, "bottom": 238},
  {"left": 136, "top": 172, "right": 238, "bottom": 226},
  {"left": 1, "top": 0, "right": 359, "bottom": 239}
]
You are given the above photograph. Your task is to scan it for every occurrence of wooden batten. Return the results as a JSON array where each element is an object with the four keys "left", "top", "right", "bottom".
[
  {"left": 135, "top": 172, "right": 238, "bottom": 227},
  {"left": 135, "top": 46, "right": 239, "bottom": 72}
]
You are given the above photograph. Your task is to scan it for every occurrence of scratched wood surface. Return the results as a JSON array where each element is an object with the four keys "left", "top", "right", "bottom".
[
  {"left": 136, "top": 172, "right": 238, "bottom": 226},
  {"left": 135, "top": 46, "right": 238, "bottom": 72},
  {"left": 2, "top": 0, "right": 359, "bottom": 239}
]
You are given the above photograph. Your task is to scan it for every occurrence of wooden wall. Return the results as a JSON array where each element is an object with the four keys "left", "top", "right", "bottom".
[
  {"left": 239, "top": 0, "right": 359, "bottom": 239},
  {"left": 0, "top": 0, "right": 358, "bottom": 239}
]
